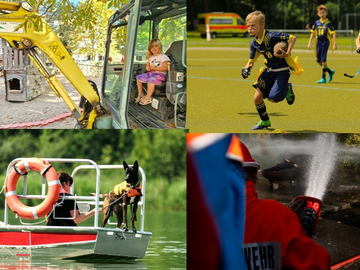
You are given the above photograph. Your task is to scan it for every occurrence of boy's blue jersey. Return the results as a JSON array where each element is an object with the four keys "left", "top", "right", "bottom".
[
  {"left": 310, "top": 19, "right": 335, "bottom": 41},
  {"left": 248, "top": 29, "right": 292, "bottom": 69}
]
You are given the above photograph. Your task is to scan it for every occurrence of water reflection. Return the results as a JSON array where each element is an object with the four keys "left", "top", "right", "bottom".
[
  {"left": 0, "top": 259, "right": 145, "bottom": 269},
  {"left": 0, "top": 211, "right": 186, "bottom": 269}
]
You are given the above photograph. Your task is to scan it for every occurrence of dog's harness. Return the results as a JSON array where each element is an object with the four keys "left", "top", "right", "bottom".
[
  {"left": 102, "top": 181, "right": 142, "bottom": 211},
  {"left": 114, "top": 181, "right": 142, "bottom": 197}
]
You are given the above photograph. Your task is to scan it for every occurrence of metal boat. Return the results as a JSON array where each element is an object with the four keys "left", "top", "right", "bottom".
[{"left": 0, "top": 158, "right": 151, "bottom": 260}]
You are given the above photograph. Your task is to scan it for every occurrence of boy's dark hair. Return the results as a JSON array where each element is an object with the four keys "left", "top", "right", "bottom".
[{"left": 58, "top": 172, "right": 73, "bottom": 186}]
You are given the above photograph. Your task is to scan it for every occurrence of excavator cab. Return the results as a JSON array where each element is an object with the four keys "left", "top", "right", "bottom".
[
  {"left": 101, "top": 0, "right": 186, "bottom": 129},
  {"left": 0, "top": 0, "right": 186, "bottom": 129}
]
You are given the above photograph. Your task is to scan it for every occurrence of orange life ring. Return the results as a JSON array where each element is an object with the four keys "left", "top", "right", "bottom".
[{"left": 5, "top": 158, "right": 61, "bottom": 220}]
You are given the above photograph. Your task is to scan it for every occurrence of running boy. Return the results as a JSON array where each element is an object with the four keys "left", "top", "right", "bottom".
[
  {"left": 242, "top": 10, "right": 297, "bottom": 130},
  {"left": 307, "top": 4, "right": 337, "bottom": 83}
]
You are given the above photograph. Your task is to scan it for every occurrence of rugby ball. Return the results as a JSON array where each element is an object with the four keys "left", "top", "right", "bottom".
[{"left": 274, "top": 41, "right": 288, "bottom": 54}]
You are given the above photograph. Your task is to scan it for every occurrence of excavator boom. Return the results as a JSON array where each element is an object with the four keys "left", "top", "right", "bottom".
[{"left": 0, "top": 1, "right": 108, "bottom": 128}]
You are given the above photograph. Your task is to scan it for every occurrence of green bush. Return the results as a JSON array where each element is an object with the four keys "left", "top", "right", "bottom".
[{"left": 0, "top": 172, "right": 186, "bottom": 211}]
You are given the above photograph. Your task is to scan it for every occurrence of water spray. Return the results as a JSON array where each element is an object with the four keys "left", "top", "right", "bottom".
[
  {"left": 304, "top": 133, "right": 338, "bottom": 200},
  {"left": 295, "top": 134, "right": 337, "bottom": 237}
]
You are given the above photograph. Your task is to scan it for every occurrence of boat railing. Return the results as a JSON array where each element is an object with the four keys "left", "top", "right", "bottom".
[
  {"left": 2, "top": 158, "right": 147, "bottom": 233},
  {"left": 71, "top": 164, "right": 146, "bottom": 232}
]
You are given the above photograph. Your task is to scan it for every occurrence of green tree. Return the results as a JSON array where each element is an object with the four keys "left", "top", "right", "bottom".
[
  {"left": 188, "top": 0, "right": 360, "bottom": 31},
  {"left": 6, "top": 0, "right": 125, "bottom": 58},
  {"left": 0, "top": 130, "right": 186, "bottom": 180},
  {"left": 131, "top": 130, "right": 187, "bottom": 180},
  {"left": 0, "top": 130, "right": 186, "bottom": 210}
]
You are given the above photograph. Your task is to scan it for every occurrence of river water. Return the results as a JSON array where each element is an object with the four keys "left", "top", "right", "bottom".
[{"left": 0, "top": 211, "right": 186, "bottom": 269}]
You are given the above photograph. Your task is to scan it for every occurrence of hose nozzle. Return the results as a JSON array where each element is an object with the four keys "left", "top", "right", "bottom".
[{"left": 294, "top": 195, "right": 322, "bottom": 238}]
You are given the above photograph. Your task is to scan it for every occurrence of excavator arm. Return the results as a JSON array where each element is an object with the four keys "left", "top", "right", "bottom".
[{"left": 0, "top": 1, "right": 108, "bottom": 128}]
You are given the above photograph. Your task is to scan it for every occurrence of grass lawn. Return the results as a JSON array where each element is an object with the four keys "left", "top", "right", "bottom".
[
  {"left": 187, "top": 32, "right": 360, "bottom": 133},
  {"left": 187, "top": 31, "right": 357, "bottom": 51}
]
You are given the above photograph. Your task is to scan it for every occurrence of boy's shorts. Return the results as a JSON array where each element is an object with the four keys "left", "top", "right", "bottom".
[
  {"left": 253, "top": 69, "right": 290, "bottom": 102},
  {"left": 316, "top": 40, "right": 330, "bottom": 63},
  {"left": 136, "top": 71, "right": 167, "bottom": 85}
]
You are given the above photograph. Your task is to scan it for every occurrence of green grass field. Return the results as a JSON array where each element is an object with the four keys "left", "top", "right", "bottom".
[{"left": 187, "top": 33, "right": 360, "bottom": 133}]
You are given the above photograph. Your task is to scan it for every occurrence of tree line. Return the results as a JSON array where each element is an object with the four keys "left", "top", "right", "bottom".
[
  {"left": 0, "top": 130, "right": 186, "bottom": 211},
  {"left": 0, "top": 129, "right": 186, "bottom": 181},
  {"left": 188, "top": 0, "right": 360, "bottom": 32},
  {"left": 5, "top": 0, "right": 185, "bottom": 62}
]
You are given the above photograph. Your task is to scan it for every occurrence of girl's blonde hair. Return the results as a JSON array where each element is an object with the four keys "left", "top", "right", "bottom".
[
  {"left": 245, "top": 10, "right": 266, "bottom": 25},
  {"left": 146, "top": 38, "right": 163, "bottom": 59}
]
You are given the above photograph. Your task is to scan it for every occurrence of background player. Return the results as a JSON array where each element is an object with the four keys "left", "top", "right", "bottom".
[{"left": 307, "top": 4, "right": 337, "bottom": 83}]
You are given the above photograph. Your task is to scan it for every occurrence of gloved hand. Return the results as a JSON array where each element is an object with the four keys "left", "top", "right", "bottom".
[
  {"left": 289, "top": 199, "right": 306, "bottom": 221},
  {"left": 241, "top": 67, "right": 251, "bottom": 79},
  {"left": 301, "top": 207, "right": 316, "bottom": 238},
  {"left": 356, "top": 47, "right": 360, "bottom": 54},
  {"left": 289, "top": 198, "right": 316, "bottom": 238}
]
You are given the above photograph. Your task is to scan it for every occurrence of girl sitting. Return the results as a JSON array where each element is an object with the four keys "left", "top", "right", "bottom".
[{"left": 135, "top": 38, "right": 170, "bottom": 105}]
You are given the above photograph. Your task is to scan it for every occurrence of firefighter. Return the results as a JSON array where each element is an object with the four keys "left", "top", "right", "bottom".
[{"left": 237, "top": 140, "right": 331, "bottom": 270}]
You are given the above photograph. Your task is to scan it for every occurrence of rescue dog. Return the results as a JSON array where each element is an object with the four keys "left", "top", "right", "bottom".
[{"left": 101, "top": 160, "right": 142, "bottom": 232}]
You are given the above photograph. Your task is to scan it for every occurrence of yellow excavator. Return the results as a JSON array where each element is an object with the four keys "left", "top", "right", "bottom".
[{"left": 0, "top": 0, "right": 186, "bottom": 129}]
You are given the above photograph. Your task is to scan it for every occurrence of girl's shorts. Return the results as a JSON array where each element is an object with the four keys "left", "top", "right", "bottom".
[{"left": 136, "top": 71, "right": 167, "bottom": 85}]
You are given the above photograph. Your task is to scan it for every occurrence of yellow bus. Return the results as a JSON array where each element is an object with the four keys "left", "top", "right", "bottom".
[{"left": 197, "top": 12, "right": 248, "bottom": 38}]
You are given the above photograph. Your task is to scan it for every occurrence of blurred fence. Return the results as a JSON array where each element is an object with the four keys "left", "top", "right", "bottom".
[
  {"left": 75, "top": 61, "right": 103, "bottom": 77},
  {"left": 269, "top": 29, "right": 355, "bottom": 51}
]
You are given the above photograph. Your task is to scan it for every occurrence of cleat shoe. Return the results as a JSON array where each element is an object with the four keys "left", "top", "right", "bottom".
[
  {"left": 251, "top": 120, "right": 271, "bottom": 130},
  {"left": 328, "top": 70, "right": 335, "bottom": 82},
  {"left": 317, "top": 78, "right": 326, "bottom": 83},
  {"left": 286, "top": 83, "right": 295, "bottom": 105}
]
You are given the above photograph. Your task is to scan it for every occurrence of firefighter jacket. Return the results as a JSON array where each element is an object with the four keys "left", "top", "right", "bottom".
[{"left": 243, "top": 181, "right": 331, "bottom": 270}]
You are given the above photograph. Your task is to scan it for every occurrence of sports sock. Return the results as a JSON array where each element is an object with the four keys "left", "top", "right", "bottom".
[
  {"left": 325, "top": 67, "right": 332, "bottom": 74},
  {"left": 322, "top": 66, "right": 326, "bottom": 79},
  {"left": 323, "top": 65, "right": 332, "bottom": 74},
  {"left": 255, "top": 101, "right": 269, "bottom": 121}
]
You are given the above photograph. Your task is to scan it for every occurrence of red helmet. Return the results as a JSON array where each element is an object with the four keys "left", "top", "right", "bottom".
[{"left": 227, "top": 135, "right": 260, "bottom": 169}]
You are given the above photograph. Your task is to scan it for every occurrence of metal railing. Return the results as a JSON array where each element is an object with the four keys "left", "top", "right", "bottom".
[
  {"left": 2, "top": 158, "right": 147, "bottom": 232},
  {"left": 268, "top": 29, "right": 355, "bottom": 52}
]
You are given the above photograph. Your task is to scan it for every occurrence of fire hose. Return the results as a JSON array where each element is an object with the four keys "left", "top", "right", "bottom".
[{"left": 0, "top": 112, "right": 72, "bottom": 129}]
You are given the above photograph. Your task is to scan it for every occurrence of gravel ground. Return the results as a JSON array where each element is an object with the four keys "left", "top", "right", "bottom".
[{"left": 0, "top": 74, "right": 102, "bottom": 129}]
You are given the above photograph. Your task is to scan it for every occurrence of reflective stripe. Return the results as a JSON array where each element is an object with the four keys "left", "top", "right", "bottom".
[
  {"left": 187, "top": 134, "right": 228, "bottom": 152},
  {"left": 24, "top": 160, "right": 30, "bottom": 172},
  {"left": 32, "top": 209, "right": 38, "bottom": 219},
  {"left": 48, "top": 179, "right": 60, "bottom": 187},
  {"left": 243, "top": 242, "right": 281, "bottom": 270},
  {"left": 5, "top": 190, "right": 17, "bottom": 197},
  {"left": 40, "top": 165, "right": 53, "bottom": 176},
  {"left": 266, "top": 67, "right": 289, "bottom": 72}
]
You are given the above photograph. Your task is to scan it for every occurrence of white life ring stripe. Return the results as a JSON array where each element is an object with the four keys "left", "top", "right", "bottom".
[
  {"left": 5, "top": 190, "right": 17, "bottom": 197},
  {"left": 48, "top": 179, "right": 60, "bottom": 186},
  {"left": 24, "top": 160, "right": 30, "bottom": 172},
  {"left": 32, "top": 209, "right": 38, "bottom": 219},
  {"left": 5, "top": 158, "right": 60, "bottom": 220}
]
